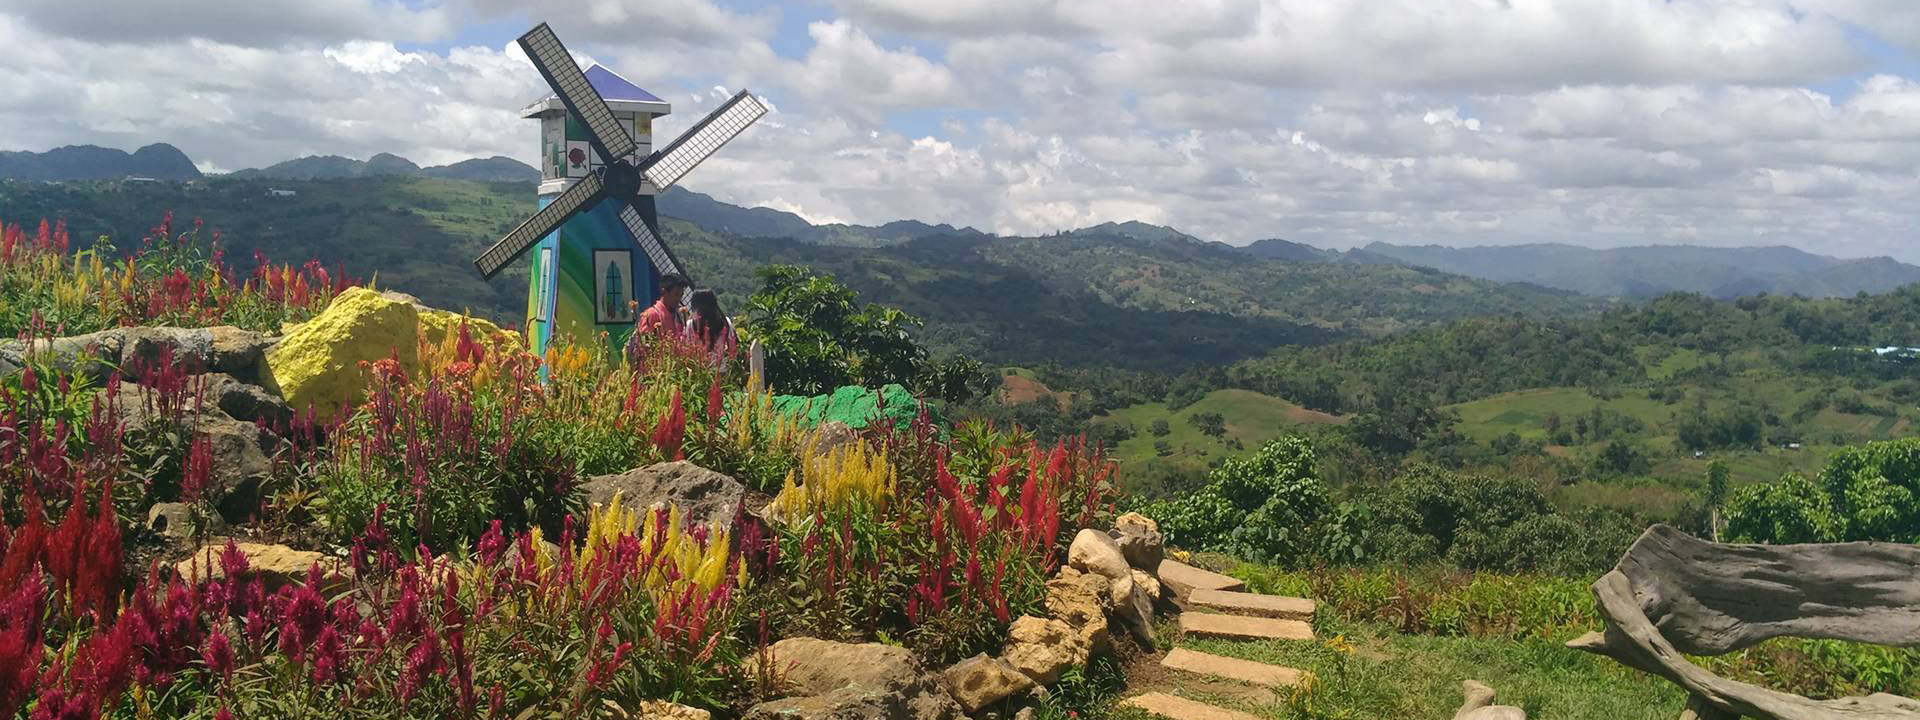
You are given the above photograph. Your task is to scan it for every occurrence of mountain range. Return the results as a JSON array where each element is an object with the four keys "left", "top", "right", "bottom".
[
  {"left": 0, "top": 143, "right": 201, "bottom": 181},
  {"left": 1340, "top": 242, "right": 1920, "bottom": 299},
  {"left": 2, "top": 143, "right": 1916, "bottom": 301},
  {"left": 226, "top": 153, "right": 542, "bottom": 183}
]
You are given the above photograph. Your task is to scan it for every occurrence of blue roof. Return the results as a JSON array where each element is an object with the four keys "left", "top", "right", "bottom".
[{"left": 584, "top": 64, "right": 662, "bottom": 103}]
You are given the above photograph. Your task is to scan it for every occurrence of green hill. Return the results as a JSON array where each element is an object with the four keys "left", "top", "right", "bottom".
[
  {"left": 0, "top": 175, "right": 1595, "bottom": 371},
  {"left": 1355, "top": 241, "right": 1920, "bottom": 299}
]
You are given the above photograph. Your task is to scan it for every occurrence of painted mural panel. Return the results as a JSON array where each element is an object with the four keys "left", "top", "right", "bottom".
[{"left": 593, "top": 249, "right": 637, "bottom": 324}]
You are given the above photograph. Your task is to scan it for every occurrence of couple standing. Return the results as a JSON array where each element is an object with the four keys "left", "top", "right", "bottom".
[{"left": 635, "top": 272, "right": 737, "bottom": 365}]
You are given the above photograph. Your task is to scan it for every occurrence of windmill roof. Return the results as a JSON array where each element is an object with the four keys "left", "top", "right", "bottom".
[
  {"left": 584, "top": 64, "right": 662, "bottom": 103},
  {"left": 523, "top": 63, "right": 669, "bottom": 118}
]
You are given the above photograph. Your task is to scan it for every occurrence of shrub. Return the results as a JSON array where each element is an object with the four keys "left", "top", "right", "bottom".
[
  {"left": 1145, "top": 436, "right": 1332, "bottom": 566},
  {"left": 1373, "top": 465, "right": 1635, "bottom": 574},
  {"left": 1725, "top": 438, "right": 1920, "bottom": 543},
  {"left": 741, "top": 264, "right": 986, "bottom": 402}
]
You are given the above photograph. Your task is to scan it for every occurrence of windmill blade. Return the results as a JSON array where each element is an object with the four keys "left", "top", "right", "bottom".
[
  {"left": 618, "top": 203, "right": 686, "bottom": 280},
  {"left": 641, "top": 90, "right": 768, "bottom": 192},
  {"left": 475, "top": 172, "right": 605, "bottom": 279},
  {"left": 518, "top": 23, "right": 637, "bottom": 163}
]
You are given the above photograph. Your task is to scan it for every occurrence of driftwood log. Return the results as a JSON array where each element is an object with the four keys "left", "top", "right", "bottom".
[{"left": 1569, "top": 524, "right": 1920, "bottom": 720}]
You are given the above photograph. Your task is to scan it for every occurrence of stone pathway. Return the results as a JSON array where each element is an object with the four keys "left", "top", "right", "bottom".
[{"left": 1125, "top": 559, "right": 1318, "bottom": 720}]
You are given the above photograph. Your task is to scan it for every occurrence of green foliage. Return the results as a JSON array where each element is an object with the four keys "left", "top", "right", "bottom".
[
  {"left": 1725, "top": 438, "right": 1920, "bottom": 543},
  {"left": 741, "top": 264, "right": 986, "bottom": 403},
  {"left": 1145, "top": 437, "right": 1332, "bottom": 565},
  {"left": 1187, "top": 411, "right": 1226, "bottom": 438},
  {"left": 1372, "top": 466, "right": 1639, "bottom": 574}
]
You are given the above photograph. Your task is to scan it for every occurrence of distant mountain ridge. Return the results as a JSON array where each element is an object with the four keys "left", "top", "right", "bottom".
[
  {"left": 1350, "top": 242, "right": 1920, "bottom": 299},
  {"left": 0, "top": 143, "right": 201, "bottom": 181},
  {"left": 229, "top": 153, "right": 539, "bottom": 183},
  {"left": 655, "top": 187, "right": 989, "bottom": 246},
  {"left": 5, "top": 143, "right": 1913, "bottom": 300}
]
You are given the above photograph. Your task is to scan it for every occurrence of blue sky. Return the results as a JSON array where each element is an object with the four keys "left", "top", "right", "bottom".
[{"left": 1, "top": 0, "right": 1918, "bottom": 261}]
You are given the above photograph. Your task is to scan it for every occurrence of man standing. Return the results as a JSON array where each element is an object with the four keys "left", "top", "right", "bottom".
[{"left": 637, "top": 272, "right": 690, "bottom": 337}]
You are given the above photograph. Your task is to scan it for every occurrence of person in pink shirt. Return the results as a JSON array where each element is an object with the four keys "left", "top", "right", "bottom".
[{"left": 637, "top": 272, "right": 689, "bottom": 338}]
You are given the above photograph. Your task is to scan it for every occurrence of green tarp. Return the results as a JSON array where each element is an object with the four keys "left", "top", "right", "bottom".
[{"left": 767, "top": 383, "right": 935, "bottom": 430}]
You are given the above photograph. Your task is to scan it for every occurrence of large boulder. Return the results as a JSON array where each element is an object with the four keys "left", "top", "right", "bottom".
[
  {"left": 1109, "top": 573, "right": 1156, "bottom": 645},
  {"left": 802, "top": 421, "right": 861, "bottom": 458},
  {"left": 941, "top": 654, "right": 1033, "bottom": 713},
  {"left": 1067, "top": 528, "right": 1129, "bottom": 581},
  {"left": 108, "top": 383, "right": 273, "bottom": 524},
  {"left": 1001, "top": 616, "right": 1087, "bottom": 685},
  {"left": 265, "top": 287, "right": 519, "bottom": 422},
  {"left": 580, "top": 461, "right": 746, "bottom": 531},
  {"left": 746, "top": 638, "right": 962, "bottom": 720},
  {"left": 266, "top": 287, "right": 420, "bottom": 422},
  {"left": 1109, "top": 512, "right": 1164, "bottom": 571},
  {"left": 173, "top": 541, "right": 349, "bottom": 591},
  {"left": 205, "top": 373, "right": 293, "bottom": 426},
  {"left": 0, "top": 325, "right": 275, "bottom": 386},
  {"left": 1043, "top": 567, "right": 1113, "bottom": 657}
]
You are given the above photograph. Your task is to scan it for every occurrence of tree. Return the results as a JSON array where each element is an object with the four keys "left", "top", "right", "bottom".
[
  {"left": 1150, "top": 419, "right": 1170, "bottom": 437},
  {"left": 1704, "top": 460, "right": 1729, "bottom": 541},
  {"left": 1188, "top": 412, "right": 1227, "bottom": 438},
  {"left": 742, "top": 264, "right": 987, "bottom": 402},
  {"left": 1725, "top": 438, "right": 1920, "bottom": 544},
  {"left": 1592, "top": 439, "right": 1648, "bottom": 477}
]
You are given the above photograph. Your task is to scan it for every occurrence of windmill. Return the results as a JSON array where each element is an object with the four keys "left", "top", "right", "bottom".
[{"left": 475, "top": 22, "right": 767, "bottom": 358}]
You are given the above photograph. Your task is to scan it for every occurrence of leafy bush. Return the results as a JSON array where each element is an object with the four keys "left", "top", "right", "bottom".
[
  {"left": 1725, "top": 437, "right": 1920, "bottom": 543},
  {"left": 1145, "top": 436, "right": 1332, "bottom": 566},
  {"left": 741, "top": 264, "right": 987, "bottom": 402},
  {"left": 1373, "top": 465, "right": 1637, "bottom": 575}
]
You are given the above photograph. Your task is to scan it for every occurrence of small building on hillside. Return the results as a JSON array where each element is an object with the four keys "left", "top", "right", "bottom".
[
  {"left": 267, "top": 188, "right": 297, "bottom": 197},
  {"left": 122, "top": 176, "right": 157, "bottom": 184}
]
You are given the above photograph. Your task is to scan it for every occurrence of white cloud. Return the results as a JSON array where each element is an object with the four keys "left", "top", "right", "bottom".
[
  {"left": 0, "top": 0, "right": 1917, "bottom": 262},
  {"left": 5, "top": 0, "right": 452, "bottom": 46}
]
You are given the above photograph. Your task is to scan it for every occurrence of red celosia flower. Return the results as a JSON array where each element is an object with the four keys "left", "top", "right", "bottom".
[
  {"left": 0, "top": 574, "right": 45, "bottom": 718},
  {"left": 651, "top": 388, "right": 687, "bottom": 461},
  {"left": 201, "top": 630, "right": 234, "bottom": 684}
]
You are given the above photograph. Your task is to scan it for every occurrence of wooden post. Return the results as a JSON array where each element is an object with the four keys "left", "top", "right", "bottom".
[{"left": 748, "top": 339, "right": 766, "bottom": 393}]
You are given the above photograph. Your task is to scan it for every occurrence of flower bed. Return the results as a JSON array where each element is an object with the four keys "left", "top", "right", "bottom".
[{"left": 0, "top": 215, "right": 1122, "bottom": 718}]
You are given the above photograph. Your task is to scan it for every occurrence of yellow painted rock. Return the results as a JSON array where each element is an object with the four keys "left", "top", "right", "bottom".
[{"left": 266, "top": 287, "right": 420, "bottom": 423}]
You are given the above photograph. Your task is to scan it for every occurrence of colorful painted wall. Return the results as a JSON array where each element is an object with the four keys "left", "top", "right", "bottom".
[{"left": 523, "top": 84, "right": 666, "bottom": 359}]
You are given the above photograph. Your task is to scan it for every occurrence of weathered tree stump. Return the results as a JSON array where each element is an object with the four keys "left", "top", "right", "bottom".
[{"left": 1569, "top": 524, "right": 1920, "bottom": 720}]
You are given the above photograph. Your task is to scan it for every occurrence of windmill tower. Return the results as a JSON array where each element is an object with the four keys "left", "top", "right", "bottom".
[{"left": 477, "top": 23, "right": 767, "bottom": 359}]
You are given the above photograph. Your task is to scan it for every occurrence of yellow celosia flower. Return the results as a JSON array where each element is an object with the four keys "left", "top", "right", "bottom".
[
  {"left": 583, "top": 491, "right": 737, "bottom": 603},
  {"left": 769, "top": 436, "right": 896, "bottom": 519}
]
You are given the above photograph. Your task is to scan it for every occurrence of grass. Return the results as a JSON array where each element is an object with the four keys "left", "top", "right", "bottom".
[
  {"left": 1448, "top": 387, "right": 1672, "bottom": 445},
  {"left": 1101, "top": 389, "right": 1343, "bottom": 468},
  {"left": 1134, "top": 619, "right": 1684, "bottom": 720}
]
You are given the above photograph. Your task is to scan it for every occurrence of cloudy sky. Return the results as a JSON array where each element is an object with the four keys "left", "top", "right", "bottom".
[{"left": 2, "top": 1, "right": 1917, "bottom": 260}]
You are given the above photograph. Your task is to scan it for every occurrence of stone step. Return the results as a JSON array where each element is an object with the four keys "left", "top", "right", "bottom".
[
  {"left": 1179, "top": 612, "right": 1315, "bottom": 641},
  {"left": 1123, "top": 692, "right": 1266, "bottom": 720},
  {"left": 1188, "top": 588, "right": 1316, "bottom": 621},
  {"left": 1157, "top": 558, "right": 1246, "bottom": 594},
  {"left": 1161, "top": 647, "right": 1305, "bottom": 688}
]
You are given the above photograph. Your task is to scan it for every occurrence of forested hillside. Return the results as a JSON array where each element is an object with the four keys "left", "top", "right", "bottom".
[{"left": 0, "top": 176, "right": 1595, "bottom": 370}]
